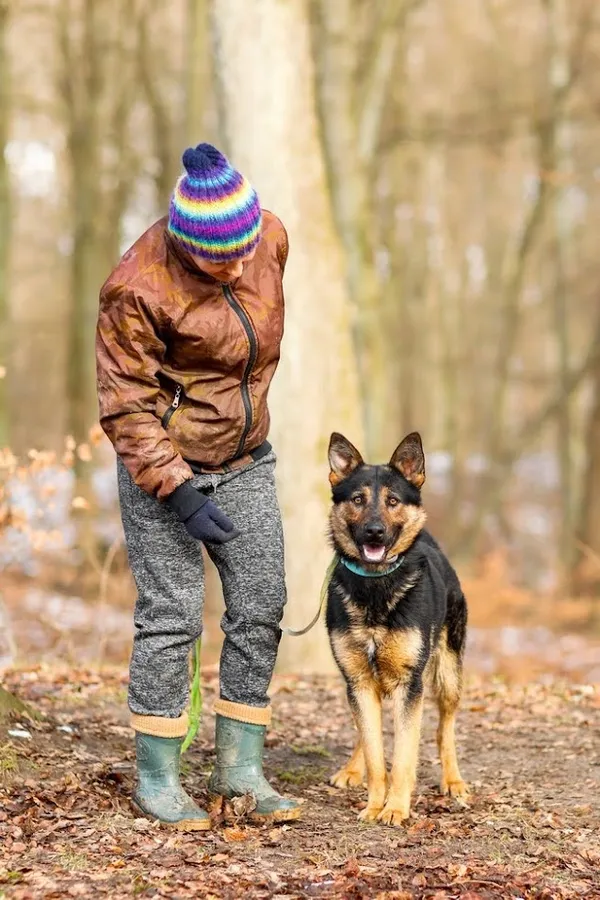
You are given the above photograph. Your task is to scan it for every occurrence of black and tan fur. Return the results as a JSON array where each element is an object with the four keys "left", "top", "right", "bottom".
[{"left": 326, "top": 431, "right": 469, "bottom": 826}]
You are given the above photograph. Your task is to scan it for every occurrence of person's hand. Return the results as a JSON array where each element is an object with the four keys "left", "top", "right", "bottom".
[
  {"left": 166, "top": 481, "right": 240, "bottom": 544},
  {"left": 183, "top": 498, "right": 240, "bottom": 544}
]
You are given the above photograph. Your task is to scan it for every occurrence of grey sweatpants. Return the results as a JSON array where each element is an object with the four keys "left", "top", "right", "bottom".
[{"left": 117, "top": 451, "right": 287, "bottom": 717}]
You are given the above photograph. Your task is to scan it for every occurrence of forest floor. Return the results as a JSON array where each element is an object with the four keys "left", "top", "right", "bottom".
[{"left": 1, "top": 667, "right": 599, "bottom": 900}]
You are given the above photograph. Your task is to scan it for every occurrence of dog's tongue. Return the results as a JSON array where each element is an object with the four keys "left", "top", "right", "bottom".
[{"left": 363, "top": 544, "right": 386, "bottom": 563}]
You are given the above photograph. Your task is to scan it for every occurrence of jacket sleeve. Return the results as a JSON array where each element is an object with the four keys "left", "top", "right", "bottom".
[{"left": 95, "top": 281, "right": 194, "bottom": 500}]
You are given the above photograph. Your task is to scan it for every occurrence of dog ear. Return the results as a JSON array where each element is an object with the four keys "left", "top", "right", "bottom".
[
  {"left": 328, "top": 433, "right": 364, "bottom": 486},
  {"left": 389, "top": 432, "right": 425, "bottom": 488}
]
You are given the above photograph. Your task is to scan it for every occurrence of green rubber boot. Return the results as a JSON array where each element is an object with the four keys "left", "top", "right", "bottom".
[
  {"left": 208, "top": 715, "right": 301, "bottom": 823},
  {"left": 132, "top": 733, "right": 211, "bottom": 831}
]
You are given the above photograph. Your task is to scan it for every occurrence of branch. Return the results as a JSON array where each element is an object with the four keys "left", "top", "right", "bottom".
[
  {"left": 451, "top": 319, "right": 600, "bottom": 557},
  {"left": 358, "top": 0, "right": 424, "bottom": 163},
  {"left": 513, "top": 322, "right": 600, "bottom": 456}
]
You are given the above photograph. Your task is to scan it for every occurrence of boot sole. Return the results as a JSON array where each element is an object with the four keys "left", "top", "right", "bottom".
[
  {"left": 250, "top": 806, "right": 302, "bottom": 824},
  {"left": 209, "top": 794, "right": 302, "bottom": 824},
  {"left": 130, "top": 800, "right": 211, "bottom": 831}
]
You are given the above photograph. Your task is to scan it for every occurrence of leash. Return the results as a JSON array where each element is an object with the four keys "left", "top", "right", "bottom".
[
  {"left": 182, "top": 553, "right": 339, "bottom": 752},
  {"left": 281, "top": 552, "right": 339, "bottom": 637},
  {"left": 181, "top": 637, "right": 203, "bottom": 753}
]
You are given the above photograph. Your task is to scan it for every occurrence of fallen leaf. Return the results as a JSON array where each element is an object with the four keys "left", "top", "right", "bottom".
[
  {"left": 343, "top": 858, "right": 360, "bottom": 877},
  {"left": 448, "top": 862, "right": 469, "bottom": 878},
  {"left": 230, "top": 793, "right": 257, "bottom": 818},
  {"left": 223, "top": 826, "right": 248, "bottom": 843}
]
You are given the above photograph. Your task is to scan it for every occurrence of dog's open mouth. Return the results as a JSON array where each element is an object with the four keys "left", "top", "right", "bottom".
[{"left": 362, "top": 544, "right": 387, "bottom": 563}]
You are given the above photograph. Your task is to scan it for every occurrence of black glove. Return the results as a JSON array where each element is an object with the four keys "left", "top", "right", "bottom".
[{"left": 167, "top": 481, "right": 240, "bottom": 544}]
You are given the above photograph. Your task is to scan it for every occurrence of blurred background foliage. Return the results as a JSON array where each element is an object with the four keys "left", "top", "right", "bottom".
[{"left": 1, "top": 0, "right": 600, "bottom": 678}]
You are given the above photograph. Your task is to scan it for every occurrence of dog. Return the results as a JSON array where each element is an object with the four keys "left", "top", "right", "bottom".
[{"left": 325, "top": 431, "right": 469, "bottom": 826}]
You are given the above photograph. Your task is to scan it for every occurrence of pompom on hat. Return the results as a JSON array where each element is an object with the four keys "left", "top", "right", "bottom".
[{"left": 167, "top": 143, "right": 262, "bottom": 263}]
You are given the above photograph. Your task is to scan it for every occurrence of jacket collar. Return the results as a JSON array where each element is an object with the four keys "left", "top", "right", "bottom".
[{"left": 164, "top": 228, "right": 220, "bottom": 284}]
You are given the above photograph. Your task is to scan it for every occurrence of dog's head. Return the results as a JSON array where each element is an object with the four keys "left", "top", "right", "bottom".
[{"left": 327, "top": 432, "right": 427, "bottom": 565}]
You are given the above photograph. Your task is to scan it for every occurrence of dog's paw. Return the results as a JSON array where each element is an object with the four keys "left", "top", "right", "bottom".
[
  {"left": 357, "top": 805, "right": 383, "bottom": 823},
  {"left": 330, "top": 767, "right": 365, "bottom": 789},
  {"left": 441, "top": 778, "right": 470, "bottom": 804},
  {"left": 376, "top": 803, "right": 410, "bottom": 827}
]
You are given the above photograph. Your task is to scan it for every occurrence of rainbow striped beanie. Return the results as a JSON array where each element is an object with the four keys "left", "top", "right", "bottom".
[{"left": 167, "top": 143, "right": 262, "bottom": 263}]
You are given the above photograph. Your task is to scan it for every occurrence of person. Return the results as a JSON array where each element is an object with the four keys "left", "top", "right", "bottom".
[{"left": 95, "top": 143, "right": 300, "bottom": 830}]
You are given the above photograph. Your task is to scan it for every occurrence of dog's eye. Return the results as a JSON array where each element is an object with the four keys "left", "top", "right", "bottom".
[
  {"left": 387, "top": 497, "right": 399, "bottom": 507},
  {"left": 352, "top": 495, "right": 364, "bottom": 506}
]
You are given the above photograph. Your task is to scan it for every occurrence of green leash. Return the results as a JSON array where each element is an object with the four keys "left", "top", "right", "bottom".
[
  {"left": 181, "top": 637, "right": 203, "bottom": 753},
  {"left": 181, "top": 554, "right": 340, "bottom": 753}
]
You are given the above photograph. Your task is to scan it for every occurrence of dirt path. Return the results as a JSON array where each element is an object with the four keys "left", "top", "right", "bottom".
[{"left": 1, "top": 667, "right": 599, "bottom": 899}]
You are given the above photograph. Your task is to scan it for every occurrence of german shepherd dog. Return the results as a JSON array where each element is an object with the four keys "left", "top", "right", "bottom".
[{"left": 326, "top": 431, "right": 469, "bottom": 826}]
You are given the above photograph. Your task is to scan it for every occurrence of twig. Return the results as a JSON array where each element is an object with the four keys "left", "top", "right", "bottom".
[{"left": 426, "top": 877, "right": 515, "bottom": 889}]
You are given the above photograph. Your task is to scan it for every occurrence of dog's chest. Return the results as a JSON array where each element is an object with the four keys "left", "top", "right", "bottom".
[{"left": 337, "top": 615, "right": 424, "bottom": 694}]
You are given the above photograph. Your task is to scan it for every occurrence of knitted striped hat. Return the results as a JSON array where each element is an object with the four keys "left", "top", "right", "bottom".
[{"left": 167, "top": 143, "right": 262, "bottom": 263}]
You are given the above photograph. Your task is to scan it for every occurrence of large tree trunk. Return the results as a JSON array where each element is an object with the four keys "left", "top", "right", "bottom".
[
  {"left": 210, "top": 0, "right": 364, "bottom": 672},
  {"left": 185, "top": 0, "right": 219, "bottom": 145}
]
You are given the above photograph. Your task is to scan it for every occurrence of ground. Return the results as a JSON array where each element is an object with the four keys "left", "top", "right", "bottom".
[{"left": 0, "top": 668, "right": 599, "bottom": 900}]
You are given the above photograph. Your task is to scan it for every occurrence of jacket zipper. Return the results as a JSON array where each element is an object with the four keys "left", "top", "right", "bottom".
[
  {"left": 222, "top": 284, "right": 258, "bottom": 457},
  {"left": 161, "top": 384, "right": 183, "bottom": 429}
]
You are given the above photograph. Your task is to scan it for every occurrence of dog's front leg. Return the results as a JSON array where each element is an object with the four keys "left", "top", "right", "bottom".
[
  {"left": 349, "top": 685, "right": 386, "bottom": 821},
  {"left": 378, "top": 683, "right": 424, "bottom": 826}
]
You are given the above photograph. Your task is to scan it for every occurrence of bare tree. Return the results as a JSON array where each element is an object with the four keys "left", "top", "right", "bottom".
[
  {"left": 56, "top": 0, "right": 105, "bottom": 451},
  {"left": 545, "top": 0, "right": 575, "bottom": 575},
  {"left": 311, "top": 0, "right": 421, "bottom": 457},
  {"left": 210, "top": 0, "right": 364, "bottom": 671},
  {"left": 0, "top": 0, "right": 10, "bottom": 443}
]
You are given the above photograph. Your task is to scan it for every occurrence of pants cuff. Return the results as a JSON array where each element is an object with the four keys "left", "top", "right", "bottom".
[
  {"left": 130, "top": 712, "right": 189, "bottom": 737},
  {"left": 214, "top": 699, "right": 272, "bottom": 726}
]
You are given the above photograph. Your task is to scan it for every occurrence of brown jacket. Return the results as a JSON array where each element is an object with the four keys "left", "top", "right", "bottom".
[{"left": 96, "top": 211, "right": 288, "bottom": 500}]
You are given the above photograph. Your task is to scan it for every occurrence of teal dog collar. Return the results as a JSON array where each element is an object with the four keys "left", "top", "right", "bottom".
[{"left": 340, "top": 555, "right": 405, "bottom": 578}]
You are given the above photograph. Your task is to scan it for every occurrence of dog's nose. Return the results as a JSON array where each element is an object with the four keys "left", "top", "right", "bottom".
[{"left": 364, "top": 523, "right": 385, "bottom": 543}]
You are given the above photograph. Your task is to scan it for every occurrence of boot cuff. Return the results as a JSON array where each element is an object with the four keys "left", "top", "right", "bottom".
[
  {"left": 131, "top": 712, "right": 189, "bottom": 737},
  {"left": 214, "top": 699, "right": 272, "bottom": 726}
]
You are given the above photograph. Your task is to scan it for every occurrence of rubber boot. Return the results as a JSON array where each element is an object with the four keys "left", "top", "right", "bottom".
[
  {"left": 208, "top": 714, "right": 301, "bottom": 823},
  {"left": 132, "top": 732, "right": 211, "bottom": 831}
]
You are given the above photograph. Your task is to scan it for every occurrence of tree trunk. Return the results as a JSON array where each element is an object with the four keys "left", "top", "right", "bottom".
[
  {"left": 546, "top": 0, "right": 574, "bottom": 578},
  {"left": 185, "top": 0, "right": 218, "bottom": 145},
  {"left": 572, "top": 354, "right": 600, "bottom": 597},
  {"left": 312, "top": 0, "right": 407, "bottom": 458},
  {"left": 0, "top": 0, "right": 10, "bottom": 444},
  {"left": 210, "top": 0, "right": 364, "bottom": 672}
]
